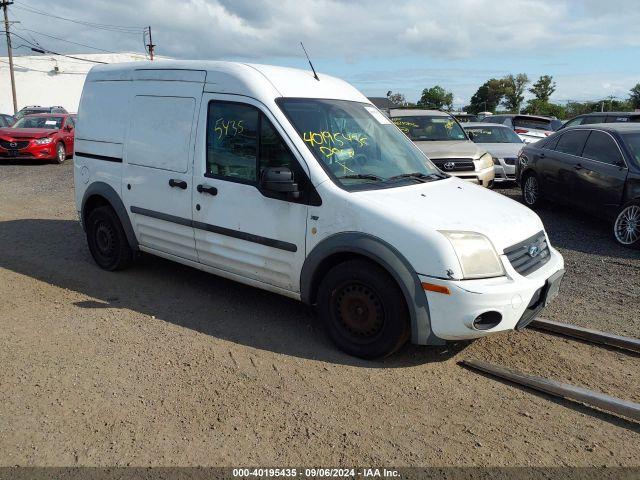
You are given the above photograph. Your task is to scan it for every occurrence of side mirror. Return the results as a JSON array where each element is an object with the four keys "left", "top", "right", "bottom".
[
  {"left": 64, "top": 125, "right": 73, "bottom": 132},
  {"left": 260, "top": 166, "right": 300, "bottom": 199},
  {"left": 467, "top": 131, "right": 475, "bottom": 141}
]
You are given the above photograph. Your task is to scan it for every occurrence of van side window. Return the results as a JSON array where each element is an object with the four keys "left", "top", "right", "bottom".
[
  {"left": 259, "top": 116, "right": 295, "bottom": 171},
  {"left": 206, "top": 103, "right": 259, "bottom": 181}
]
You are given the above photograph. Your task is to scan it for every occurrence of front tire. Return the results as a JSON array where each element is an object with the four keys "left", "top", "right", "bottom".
[
  {"left": 613, "top": 201, "right": 640, "bottom": 248},
  {"left": 86, "top": 206, "right": 133, "bottom": 271},
  {"left": 522, "top": 172, "right": 542, "bottom": 208},
  {"left": 316, "top": 259, "right": 410, "bottom": 359},
  {"left": 55, "top": 142, "right": 66, "bottom": 164}
]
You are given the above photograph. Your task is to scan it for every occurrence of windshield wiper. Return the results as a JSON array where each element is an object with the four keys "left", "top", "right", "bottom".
[
  {"left": 337, "top": 173, "right": 385, "bottom": 182},
  {"left": 387, "top": 172, "right": 446, "bottom": 183}
]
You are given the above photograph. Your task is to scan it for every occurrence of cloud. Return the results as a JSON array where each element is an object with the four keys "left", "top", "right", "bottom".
[
  {"left": 4, "top": 0, "right": 639, "bottom": 104},
  {"left": 8, "top": 0, "right": 640, "bottom": 60}
]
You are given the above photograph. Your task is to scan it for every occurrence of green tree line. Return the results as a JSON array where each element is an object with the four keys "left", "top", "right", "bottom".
[{"left": 387, "top": 78, "right": 640, "bottom": 119}]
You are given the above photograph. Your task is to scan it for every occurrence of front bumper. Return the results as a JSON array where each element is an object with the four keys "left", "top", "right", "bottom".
[
  {"left": 0, "top": 143, "right": 57, "bottom": 160},
  {"left": 421, "top": 245, "right": 564, "bottom": 340},
  {"left": 493, "top": 160, "right": 516, "bottom": 182},
  {"left": 449, "top": 165, "right": 495, "bottom": 188}
]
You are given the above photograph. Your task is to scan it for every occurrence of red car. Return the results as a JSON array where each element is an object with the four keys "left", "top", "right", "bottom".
[{"left": 0, "top": 113, "right": 75, "bottom": 164}]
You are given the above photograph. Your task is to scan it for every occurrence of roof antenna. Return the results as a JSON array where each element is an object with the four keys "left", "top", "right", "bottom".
[{"left": 300, "top": 42, "right": 319, "bottom": 81}]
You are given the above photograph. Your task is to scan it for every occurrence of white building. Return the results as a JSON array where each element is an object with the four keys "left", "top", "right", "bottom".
[{"left": 0, "top": 52, "right": 157, "bottom": 115}]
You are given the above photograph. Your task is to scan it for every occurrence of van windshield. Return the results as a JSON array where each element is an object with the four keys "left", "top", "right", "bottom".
[
  {"left": 391, "top": 115, "right": 467, "bottom": 141},
  {"left": 277, "top": 99, "right": 444, "bottom": 190}
]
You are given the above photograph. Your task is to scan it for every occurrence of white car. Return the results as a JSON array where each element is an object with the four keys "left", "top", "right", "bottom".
[
  {"left": 463, "top": 122, "right": 524, "bottom": 183},
  {"left": 483, "top": 114, "right": 562, "bottom": 144},
  {"left": 74, "top": 61, "right": 565, "bottom": 358}
]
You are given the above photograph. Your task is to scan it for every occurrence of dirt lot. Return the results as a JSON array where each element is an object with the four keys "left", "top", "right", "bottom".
[{"left": 0, "top": 161, "right": 638, "bottom": 467}]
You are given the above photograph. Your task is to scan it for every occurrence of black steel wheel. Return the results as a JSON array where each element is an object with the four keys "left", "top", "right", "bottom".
[
  {"left": 86, "top": 206, "right": 133, "bottom": 271},
  {"left": 317, "top": 259, "right": 410, "bottom": 359}
]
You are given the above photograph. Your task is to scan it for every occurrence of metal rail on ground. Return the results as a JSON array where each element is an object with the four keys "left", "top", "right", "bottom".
[
  {"left": 460, "top": 359, "right": 640, "bottom": 422},
  {"left": 530, "top": 318, "right": 640, "bottom": 353}
]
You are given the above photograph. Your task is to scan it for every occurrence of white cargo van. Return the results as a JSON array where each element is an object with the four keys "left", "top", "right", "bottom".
[{"left": 74, "top": 61, "right": 565, "bottom": 358}]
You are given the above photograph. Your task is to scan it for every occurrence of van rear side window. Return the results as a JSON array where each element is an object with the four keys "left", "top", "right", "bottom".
[{"left": 127, "top": 95, "right": 196, "bottom": 173}]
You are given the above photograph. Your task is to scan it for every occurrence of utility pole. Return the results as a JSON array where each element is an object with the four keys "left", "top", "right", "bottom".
[
  {"left": 146, "top": 26, "right": 155, "bottom": 61},
  {"left": 1, "top": 0, "right": 17, "bottom": 114}
]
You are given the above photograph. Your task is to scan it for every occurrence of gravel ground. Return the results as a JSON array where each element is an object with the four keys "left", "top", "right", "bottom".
[{"left": 0, "top": 161, "right": 638, "bottom": 467}]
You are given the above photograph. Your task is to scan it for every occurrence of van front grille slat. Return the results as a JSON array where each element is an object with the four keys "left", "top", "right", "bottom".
[{"left": 504, "top": 231, "right": 550, "bottom": 276}]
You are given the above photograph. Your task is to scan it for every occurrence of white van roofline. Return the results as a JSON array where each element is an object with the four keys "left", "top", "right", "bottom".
[{"left": 85, "top": 60, "right": 369, "bottom": 105}]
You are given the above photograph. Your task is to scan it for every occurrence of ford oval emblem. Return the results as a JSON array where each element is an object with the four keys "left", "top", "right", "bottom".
[
  {"left": 443, "top": 161, "right": 455, "bottom": 170},
  {"left": 528, "top": 245, "right": 540, "bottom": 257}
]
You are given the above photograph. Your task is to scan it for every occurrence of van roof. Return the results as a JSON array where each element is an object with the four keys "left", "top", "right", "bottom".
[{"left": 85, "top": 60, "right": 368, "bottom": 104}]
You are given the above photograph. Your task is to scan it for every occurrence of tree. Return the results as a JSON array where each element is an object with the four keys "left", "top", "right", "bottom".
[
  {"left": 417, "top": 86, "right": 454, "bottom": 110},
  {"left": 502, "top": 73, "right": 529, "bottom": 112},
  {"left": 630, "top": 83, "right": 640, "bottom": 110},
  {"left": 529, "top": 75, "right": 556, "bottom": 103},
  {"left": 465, "top": 78, "right": 507, "bottom": 114},
  {"left": 388, "top": 92, "right": 407, "bottom": 107},
  {"left": 523, "top": 99, "right": 565, "bottom": 118}
]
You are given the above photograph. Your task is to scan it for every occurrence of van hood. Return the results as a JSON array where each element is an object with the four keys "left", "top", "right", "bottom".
[
  {"left": 0, "top": 128, "right": 56, "bottom": 139},
  {"left": 414, "top": 140, "right": 485, "bottom": 160},
  {"left": 353, "top": 177, "right": 543, "bottom": 252},
  {"left": 477, "top": 143, "right": 522, "bottom": 159}
]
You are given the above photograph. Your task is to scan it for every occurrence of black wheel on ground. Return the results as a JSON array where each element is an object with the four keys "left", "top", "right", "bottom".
[
  {"left": 55, "top": 142, "right": 66, "bottom": 164},
  {"left": 613, "top": 201, "right": 640, "bottom": 248},
  {"left": 521, "top": 171, "right": 543, "bottom": 208},
  {"left": 86, "top": 205, "right": 133, "bottom": 271},
  {"left": 316, "top": 259, "right": 410, "bottom": 359}
]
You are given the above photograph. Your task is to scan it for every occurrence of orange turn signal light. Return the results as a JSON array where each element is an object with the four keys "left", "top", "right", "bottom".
[{"left": 421, "top": 282, "right": 451, "bottom": 295}]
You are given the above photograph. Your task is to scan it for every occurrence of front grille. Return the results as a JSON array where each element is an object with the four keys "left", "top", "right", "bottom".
[
  {"left": 430, "top": 157, "right": 475, "bottom": 172},
  {"left": 503, "top": 157, "right": 517, "bottom": 165},
  {"left": 0, "top": 139, "right": 30, "bottom": 150},
  {"left": 504, "top": 231, "right": 550, "bottom": 276}
]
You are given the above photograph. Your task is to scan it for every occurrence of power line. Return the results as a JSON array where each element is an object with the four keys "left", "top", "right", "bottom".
[
  {"left": 11, "top": 1, "right": 144, "bottom": 34},
  {"left": 15, "top": 27, "right": 118, "bottom": 53},
  {"left": 2, "top": 30, "right": 108, "bottom": 63}
]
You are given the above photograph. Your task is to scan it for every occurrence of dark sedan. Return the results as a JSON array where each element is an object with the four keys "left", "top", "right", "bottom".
[{"left": 516, "top": 123, "right": 640, "bottom": 247}]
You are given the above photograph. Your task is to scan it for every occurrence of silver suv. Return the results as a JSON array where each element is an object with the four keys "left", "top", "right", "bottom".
[{"left": 389, "top": 109, "right": 494, "bottom": 187}]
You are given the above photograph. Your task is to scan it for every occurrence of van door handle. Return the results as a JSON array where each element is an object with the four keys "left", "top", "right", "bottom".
[
  {"left": 574, "top": 163, "right": 583, "bottom": 171},
  {"left": 539, "top": 153, "right": 545, "bottom": 159},
  {"left": 197, "top": 184, "right": 218, "bottom": 196},
  {"left": 168, "top": 179, "right": 188, "bottom": 189}
]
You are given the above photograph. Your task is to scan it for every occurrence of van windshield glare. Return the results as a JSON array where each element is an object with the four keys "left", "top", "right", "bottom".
[{"left": 277, "top": 99, "right": 444, "bottom": 190}]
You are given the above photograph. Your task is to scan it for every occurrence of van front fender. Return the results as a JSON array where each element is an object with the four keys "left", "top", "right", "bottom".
[
  {"left": 81, "top": 182, "right": 139, "bottom": 251},
  {"left": 300, "top": 233, "right": 443, "bottom": 346}
]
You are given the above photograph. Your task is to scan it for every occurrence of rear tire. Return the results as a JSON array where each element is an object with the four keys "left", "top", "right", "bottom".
[
  {"left": 613, "top": 201, "right": 640, "bottom": 248},
  {"left": 86, "top": 206, "right": 133, "bottom": 271},
  {"left": 316, "top": 259, "right": 410, "bottom": 359},
  {"left": 522, "top": 172, "right": 543, "bottom": 208}
]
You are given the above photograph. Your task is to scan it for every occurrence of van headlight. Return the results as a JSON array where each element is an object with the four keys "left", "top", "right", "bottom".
[
  {"left": 477, "top": 153, "right": 493, "bottom": 170},
  {"left": 440, "top": 231, "right": 505, "bottom": 279},
  {"left": 34, "top": 137, "right": 54, "bottom": 145}
]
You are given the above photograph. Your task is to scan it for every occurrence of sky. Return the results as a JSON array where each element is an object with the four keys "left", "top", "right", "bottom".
[{"left": 3, "top": 0, "right": 640, "bottom": 108}]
